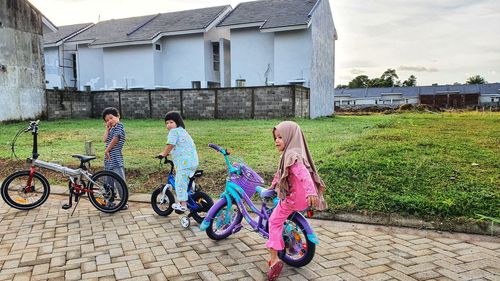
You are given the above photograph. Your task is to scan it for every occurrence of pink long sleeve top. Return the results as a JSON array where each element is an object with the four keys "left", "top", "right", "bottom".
[{"left": 271, "top": 161, "right": 318, "bottom": 211}]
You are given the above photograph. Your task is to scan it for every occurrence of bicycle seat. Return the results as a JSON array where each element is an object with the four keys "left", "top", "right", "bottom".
[
  {"left": 259, "top": 187, "right": 276, "bottom": 200},
  {"left": 190, "top": 170, "right": 203, "bottom": 179},
  {"left": 72, "top": 154, "right": 97, "bottom": 163}
]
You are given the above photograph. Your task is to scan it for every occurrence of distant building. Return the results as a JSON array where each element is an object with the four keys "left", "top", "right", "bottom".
[
  {"left": 0, "top": 0, "right": 57, "bottom": 121},
  {"left": 334, "top": 83, "right": 500, "bottom": 108}
]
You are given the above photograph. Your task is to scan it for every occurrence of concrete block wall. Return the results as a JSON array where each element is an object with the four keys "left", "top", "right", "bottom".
[
  {"left": 46, "top": 91, "right": 92, "bottom": 119},
  {"left": 150, "top": 90, "right": 181, "bottom": 119},
  {"left": 217, "top": 88, "right": 253, "bottom": 119},
  {"left": 183, "top": 90, "right": 216, "bottom": 119},
  {"left": 46, "top": 86, "right": 310, "bottom": 120},
  {"left": 295, "top": 86, "right": 310, "bottom": 118},
  {"left": 92, "top": 91, "right": 119, "bottom": 119}
]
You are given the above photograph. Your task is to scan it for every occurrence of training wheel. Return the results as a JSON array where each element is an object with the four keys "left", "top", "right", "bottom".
[{"left": 180, "top": 216, "right": 190, "bottom": 228}]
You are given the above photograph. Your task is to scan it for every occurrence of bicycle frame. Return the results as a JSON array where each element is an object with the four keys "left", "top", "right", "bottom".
[
  {"left": 157, "top": 157, "right": 202, "bottom": 211},
  {"left": 25, "top": 121, "right": 96, "bottom": 191},
  {"left": 200, "top": 144, "right": 319, "bottom": 244}
]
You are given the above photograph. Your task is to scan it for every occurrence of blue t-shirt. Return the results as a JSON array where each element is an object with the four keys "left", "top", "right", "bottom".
[
  {"left": 104, "top": 123, "right": 125, "bottom": 169},
  {"left": 167, "top": 127, "right": 198, "bottom": 170}
]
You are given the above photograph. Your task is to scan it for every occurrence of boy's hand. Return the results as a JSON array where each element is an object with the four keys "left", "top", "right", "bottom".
[{"left": 307, "top": 195, "right": 318, "bottom": 208}]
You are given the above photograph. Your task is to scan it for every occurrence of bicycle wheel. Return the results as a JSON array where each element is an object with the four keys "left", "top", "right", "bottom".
[
  {"left": 190, "top": 191, "right": 214, "bottom": 224},
  {"left": 206, "top": 200, "right": 242, "bottom": 241},
  {"left": 1, "top": 170, "right": 50, "bottom": 210},
  {"left": 151, "top": 186, "right": 174, "bottom": 216},
  {"left": 88, "top": 171, "right": 128, "bottom": 213},
  {"left": 278, "top": 213, "right": 316, "bottom": 267}
]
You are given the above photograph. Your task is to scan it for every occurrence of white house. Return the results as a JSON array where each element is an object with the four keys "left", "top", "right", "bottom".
[
  {"left": 217, "top": 0, "right": 337, "bottom": 117},
  {"left": 65, "top": 6, "right": 232, "bottom": 91},
  {"left": 43, "top": 23, "right": 93, "bottom": 90}
]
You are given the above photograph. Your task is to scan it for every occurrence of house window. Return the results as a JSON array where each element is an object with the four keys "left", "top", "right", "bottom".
[
  {"left": 236, "top": 79, "right": 246, "bottom": 87},
  {"left": 212, "top": 42, "right": 220, "bottom": 71},
  {"left": 192, "top": 81, "right": 201, "bottom": 89},
  {"left": 155, "top": 44, "right": 162, "bottom": 51},
  {"left": 71, "top": 54, "right": 77, "bottom": 79}
]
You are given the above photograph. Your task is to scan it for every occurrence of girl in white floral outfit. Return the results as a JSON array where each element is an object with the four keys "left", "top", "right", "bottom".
[{"left": 158, "top": 111, "right": 199, "bottom": 212}]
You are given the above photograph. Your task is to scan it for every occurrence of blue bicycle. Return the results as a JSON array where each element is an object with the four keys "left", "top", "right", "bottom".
[{"left": 150, "top": 156, "right": 213, "bottom": 228}]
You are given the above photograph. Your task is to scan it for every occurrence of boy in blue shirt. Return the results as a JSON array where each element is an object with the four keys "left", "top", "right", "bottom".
[{"left": 102, "top": 107, "right": 128, "bottom": 210}]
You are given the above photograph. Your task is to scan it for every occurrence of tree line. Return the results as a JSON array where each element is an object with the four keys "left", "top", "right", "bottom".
[{"left": 336, "top": 69, "right": 488, "bottom": 89}]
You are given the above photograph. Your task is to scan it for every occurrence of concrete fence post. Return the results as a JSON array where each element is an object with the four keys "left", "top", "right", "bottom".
[{"left": 85, "top": 141, "right": 95, "bottom": 156}]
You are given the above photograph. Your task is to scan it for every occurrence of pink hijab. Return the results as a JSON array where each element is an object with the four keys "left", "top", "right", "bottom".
[{"left": 273, "top": 121, "right": 327, "bottom": 210}]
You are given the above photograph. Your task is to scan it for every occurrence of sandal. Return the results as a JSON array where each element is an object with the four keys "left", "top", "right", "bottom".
[{"left": 267, "top": 260, "right": 283, "bottom": 281}]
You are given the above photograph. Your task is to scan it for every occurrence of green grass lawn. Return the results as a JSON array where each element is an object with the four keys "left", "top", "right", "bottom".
[{"left": 1, "top": 112, "right": 498, "bottom": 220}]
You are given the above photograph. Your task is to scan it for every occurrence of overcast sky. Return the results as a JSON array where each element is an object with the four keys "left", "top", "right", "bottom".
[{"left": 30, "top": 0, "right": 500, "bottom": 86}]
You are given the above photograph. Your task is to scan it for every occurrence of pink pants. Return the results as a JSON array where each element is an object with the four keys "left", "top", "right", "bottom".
[{"left": 265, "top": 186, "right": 308, "bottom": 251}]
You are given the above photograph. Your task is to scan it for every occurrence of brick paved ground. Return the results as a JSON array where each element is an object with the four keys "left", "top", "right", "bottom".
[{"left": 0, "top": 195, "right": 498, "bottom": 281}]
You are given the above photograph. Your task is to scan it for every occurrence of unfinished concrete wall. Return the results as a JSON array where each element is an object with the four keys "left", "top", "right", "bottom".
[{"left": 0, "top": 0, "right": 46, "bottom": 121}]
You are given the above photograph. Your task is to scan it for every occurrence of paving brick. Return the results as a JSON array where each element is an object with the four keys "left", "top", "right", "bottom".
[{"left": 1, "top": 196, "right": 498, "bottom": 281}]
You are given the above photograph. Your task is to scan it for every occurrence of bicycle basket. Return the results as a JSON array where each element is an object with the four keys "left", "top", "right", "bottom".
[{"left": 229, "top": 158, "right": 264, "bottom": 198}]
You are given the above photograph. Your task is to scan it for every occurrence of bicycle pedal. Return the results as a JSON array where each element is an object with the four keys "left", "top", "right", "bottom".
[
  {"left": 232, "top": 224, "right": 243, "bottom": 234},
  {"left": 174, "top": 210, "right": 185, "bottom": 214}
]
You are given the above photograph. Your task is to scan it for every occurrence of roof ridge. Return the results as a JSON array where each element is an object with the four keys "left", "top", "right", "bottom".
[{"left": 127, "top": 13, "right": 160, "bottom": 36}]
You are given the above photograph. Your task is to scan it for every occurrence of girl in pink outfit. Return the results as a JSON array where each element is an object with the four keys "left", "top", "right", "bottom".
[{"left": 266, "top": 121, "right": 327, "bottom": 281}]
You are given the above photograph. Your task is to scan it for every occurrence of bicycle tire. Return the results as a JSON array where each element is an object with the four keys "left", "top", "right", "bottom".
[
  {"left": 278, "top": 214, "right": 316, "bottom": 267},
  {"left": 190, "top": 191, "right": 214, "bottom": 224},
  {"left": 205, "top": 200, "right": 243, "bottom": 240},
  {"left": 88, "top": 170, "right": 128, "bottom": 213},
  {"left": 1, "top": 170, "right": 50, "bottom": 210},
  {"left": 151, "top": 186, "right": 175, "bottom": 216}
]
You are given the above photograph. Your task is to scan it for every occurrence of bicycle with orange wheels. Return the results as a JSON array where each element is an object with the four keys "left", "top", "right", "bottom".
[{"left": 1, "top": 121, "right": 128, "bottom": 214}]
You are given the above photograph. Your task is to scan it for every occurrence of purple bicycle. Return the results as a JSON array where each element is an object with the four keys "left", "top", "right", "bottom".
[{"left": 200, "top": 144, "right": 319, "bottom": 267}]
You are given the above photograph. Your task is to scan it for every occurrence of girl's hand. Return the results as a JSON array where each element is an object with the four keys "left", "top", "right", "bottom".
[
  {"left": 105, "top": 150, "right": 111, "bottom": 160},
  {"left": 307, "top": 195, "right": 318, "bottom": 208}
]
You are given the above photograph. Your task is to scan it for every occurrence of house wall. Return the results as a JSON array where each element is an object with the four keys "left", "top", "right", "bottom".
[
  {"left": 103, "top": 45, "right": 154, "bottom": 89},
  {"left": 44, "top": 46, "right": 61, "bottom": 89},
  {"left": 274, "top": 29, "right": 312, "bottom": 86},
  {"left": 0, "top": 0, "right": 46, "bottom": 121},
  {"left": 220, "top": 38, "right": 231, "bottom": 87},
  {"left": 230, "top": 28, "right": 274, "bottom": 87},
  {"left": 77, "top": 45, "right": 104, "bottom": 90},
  {"left": 153, "top": 43, "right": 163, "bottom": 87},
  {"left": 160, "top": 34, "right": 206, "bottom": 89},
  {"left": 309, "top": 0, "right": 336, "bottom": 118},
  {"left": 45, "top": 86, "right": 310, "bottom": 119}
]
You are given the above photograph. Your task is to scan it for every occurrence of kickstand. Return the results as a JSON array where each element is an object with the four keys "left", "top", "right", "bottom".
[{"left": 70, "top": 198, "right": 80, "bottom": 216}]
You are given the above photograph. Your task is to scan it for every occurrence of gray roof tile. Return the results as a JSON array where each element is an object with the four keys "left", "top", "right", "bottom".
[
  {"left": 67, "top": 6, "right": 229, "bottom": 46},
  {"left": 43, "top": 23, "right": 93, "bottom": 45},
  {"left": 218, "top": 0, "right": 318, "bottom": 29}
]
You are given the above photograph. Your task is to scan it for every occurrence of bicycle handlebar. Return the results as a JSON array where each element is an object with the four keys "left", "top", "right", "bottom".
[
  {"left": 208, "top": 143, "right": 229, "bottom": 155},
  {"left": 208, "top": 143, "right": 240, "bottom": 174},
  {"left": 155, "top": 155, "right": 174, "bottom": 173},
  {"left": 25, "top": 120, "right": 40, "bottom": 132}
]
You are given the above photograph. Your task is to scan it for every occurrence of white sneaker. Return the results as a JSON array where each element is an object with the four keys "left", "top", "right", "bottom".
[{"left": 172, "top": 203, "right": 187, "bottom": 212}]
